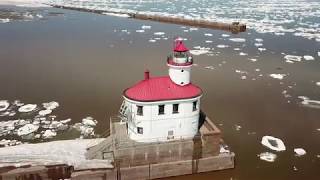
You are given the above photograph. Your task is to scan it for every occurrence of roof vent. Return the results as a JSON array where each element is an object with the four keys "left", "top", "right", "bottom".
[{"left": 144, "top": 70, "right": 150, "bottom": 80}]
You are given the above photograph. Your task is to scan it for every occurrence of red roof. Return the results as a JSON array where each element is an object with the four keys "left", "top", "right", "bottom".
[
  {"left": 174, "top": 41, "right": 189, "bottom": 52},
  {"left": 124, "top": 76, "right": 202, "bottom": 102}
]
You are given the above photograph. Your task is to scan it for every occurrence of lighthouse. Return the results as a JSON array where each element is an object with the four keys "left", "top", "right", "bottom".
[{"left": 121, "top": 38, "right": 202, "bottom": 142}]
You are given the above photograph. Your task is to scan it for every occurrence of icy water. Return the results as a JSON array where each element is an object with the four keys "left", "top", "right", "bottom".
[{"left": 0, "top": 2, "right": 320, "bottom": 180}]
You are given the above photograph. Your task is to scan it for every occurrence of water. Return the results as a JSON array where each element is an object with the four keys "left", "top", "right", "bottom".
[{"left": 0, "top": 1, "right": 320, "bottom": 179}]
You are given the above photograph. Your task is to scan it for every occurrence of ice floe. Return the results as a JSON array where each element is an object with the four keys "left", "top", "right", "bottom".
[
  {"left": 261, "top": 136, "right": 286, "bottom": 152},
  {"left": 148, "top": 39, "right": 156, "bottom": 43},
  {"left": 255, "top": 38, "right": 263, "bottom": 42},
  {"left": 239, "top": 52, "right": 248, "bottom": 56},
  {"left": 229, "top": 38, "right": 246, "bottom": 42},
  {"left": 42, "top": 129, "right": 57, "bottom": 139},
  {"left": 18, "top": 104, "right": 37, "bottom": 113},
  {"left": 154, "top": 32, "right": 165, "bottom": 36},
  {"left": 190, "top": 49, "right": 210, "bottom": 56},
  {"left": 284, "top": 55, "right": 302, "bottom": 63},
  {"left": 294, "top": 148, "right": 306, "bottom": 156},
  {"left": 258, "top": 152, "right": 277, "bottom": 162},
  {"left": 219, "top": 145, "right": 230, "bottom": 154},
  {"left": 303, "top": 55, "right": 315, "bottom": 61},
  {"left": 204, "top": 33, "right": 213, "bottom": 37},
  {"left": 298, "top": 96, "right": 320, "bottom": 109},
  {"left": 73, "top": 117, "right": 97, "bottom": 138},
  {"left": 269, "top": 74, "right": 286, "bottom": 80},
  {"left": 254, "top": 43, "right": 263, "bottom": 47},
  {"left": 0, "top": 100, "right": 10, "bottom": 112},
  {"left": 17, "top": 124, "right": 39, "bottom": 136},
  {"left": 318, "top": 52, "right": 320, "bottom": 57},
  {"left": 38, "top": 109, "right": 52, "bottom": 116},
  {"left": 136, "top": 29, "right": 145, "bottom": 33},
  {"left": 0, "top": 18, "right": 10, "bottom": 23},
  {"left": 216, "top": 44, "right": 229, "bottom": 48},
  {"left": 141, "top": 25, "right": 151, "bottom": 29},
  {"left": 221, "top": 34, "right": 230, "bottom": 37},
  {"left": 316, "top": 82, "right": 320, "bottom": 86}
]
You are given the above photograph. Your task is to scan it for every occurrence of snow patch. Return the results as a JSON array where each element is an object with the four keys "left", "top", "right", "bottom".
[{"left": 261, "top": 136, "right": 286, "bottom": 152}]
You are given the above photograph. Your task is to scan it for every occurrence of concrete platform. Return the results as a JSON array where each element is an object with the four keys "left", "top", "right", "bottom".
[{"left": 83, "top": 112, "right": 235, "bottom": 180}]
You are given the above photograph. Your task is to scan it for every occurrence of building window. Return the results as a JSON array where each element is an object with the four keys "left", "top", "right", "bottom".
[
  {"left": 137, "top": 105, "right": 143, "bottom": 116},
  {"left": 181, "top": 82, "right": 184, "bottom": 85},
  {"left": 173, "top": 104, "right": 179, "bottom": 114},
  {"left": 137, "top": 127, "right": 143, "bottom": 134},
  {"left": 158, "top": 105, "right": 165, "bottom": 115},
  {"left": 193, "top": 101, "right": 198, "bottom": 111},
  {"left": 181, "top": 69, "right": 184, "bottom": 72}
]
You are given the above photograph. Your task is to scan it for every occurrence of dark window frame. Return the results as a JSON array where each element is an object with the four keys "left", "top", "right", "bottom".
[
  {"left": 173, "top": 104, "right": 179, "bottom": 114},
  {"left": 193, "top": 101, "right": 198, "bottom": 111},
  {"left": 137, "top": 105, "right": 143, "bottom": 116},
  {"left": 137, "top": 127, "right": 143, "bottom": 134},
  {"left": 158, "top": 105, "right": 165, "bottom": 115}
]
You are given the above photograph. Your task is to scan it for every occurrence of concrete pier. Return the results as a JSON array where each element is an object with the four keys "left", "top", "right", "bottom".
[
  {"left": 79, "top": 112, "right": 235, "bottom": 179},
  {"left": 49, "top": 4, "right": 246, "bottom": 34}
]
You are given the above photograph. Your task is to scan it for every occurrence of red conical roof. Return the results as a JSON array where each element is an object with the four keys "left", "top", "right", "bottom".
[{"left": 173, "top": 40, "right": 189, "bottom": 52}]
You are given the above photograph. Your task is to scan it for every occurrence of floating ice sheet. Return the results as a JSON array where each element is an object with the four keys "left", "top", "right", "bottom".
[
  {"left": 294, "top": 148, "right": 306, "bottom": 156},
  {"left": 0, "top": 100, "right": 10, "bottom": 112},
  {"left": 259, "top": 152, "right": 277, "bottom": 162},
  {"left": 261, "top": 136, "right": 286, "bottom": 152},
  {"left": 269, "top": 74, "right": 286, "bottom": 80},
  {"left": 229, "top": 38, "right": 246, "bottom": 42},
  {"left": 298, "top": 96, "right": 320, "bottom": 109},
  {"left": 18, "top": 104, "right": 37, "bottom": 113},
  {"left": 17, "top": 124, "right": 39, "bottom": 136},
  {"left": 303, "top": 55, "right": 315, "bottom": 61}
]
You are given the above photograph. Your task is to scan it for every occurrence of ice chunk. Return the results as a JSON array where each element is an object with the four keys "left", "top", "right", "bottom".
[
  {"left": 297, "top": 96, "right": 320, "bottom": 109},
  {"left": 204, "top": 33, "right": 213, "bottom": 36},
  {"left": 205, "top": 40, "right": 213, "bottom": 43},
  {"left": 190, "top": 49, "right": 209, "bottom": 55},
  {"left": 241, "top": 76, "right": 247, "bottom": 80},
  {"left": 294, "top": 148, "right": 306, "bottom": 156},
  {"left": 258, "top": 48, "right": 266, "bottom": 52},
  {"left": 234, "top": 48, "right": 241, "bottom": 51},
  {"left": 154, "top": 32, "right": 165, "bottom": 36},
  {"left": 229, "top": 38, "right": 246, "bottom": 42},
  {"left": 284, "top": 55, "right": 302, "bottom": 62},
  {"left": 221, "top": 34, "right": 230, "bottom": 37},
  {"left": 17, "top": 124, "right": 39, "bottom": 136},
  {"left": 254, "top": 43, "right": 263, "bottom": 47},
  {"left": 269, "top": 74, "right": 286, "bottom": 80},
  {"left": 316, "top": 82, "right": 320, "bottom": 86},
  {"left": 0, "top": 18, "right": 10, "bottom": 23},
  {"left": 42, "top": 130, "right": 57, "bottom": 139},
  {"left": 0, "top": 100, "right": 10, "bottom": 112},
  {"left": 18, "top": 104, "right": 37, "bottom": 113},
  {"left": 318, "top": 52, "right": 320, "bottom": 57},
  {"left": 303, "top": 55, "right": 314, "bottom": 61},
  {"left": 255, "top": 38, "right": 264, "bottom": 42},
  {"left": 239, "top": 52, "right": 248, "bottom": 56},
  {"left": 82, "top": 117, "right": 97, "bottom": 127},
  {"left": 141, "top": 25, "right": 151, "bottom": 29},
  {"left": 135, "top": 29, "right": 145, "bottom": 33},
  {"left": 149, "top": 39, "right": 156, "bottom": 43},
  {"left": 250, "top": 58, "right": 257, "bottom": 62},
  {"left": 220, "top": 145, "right": 230, "bottom": 154},
  {"left": 261, "top": 136, "right": 286, "bottom": 152},
  {"left": 38, "top": 109, "right": 52, "bottom": 116},
  {"left": 217, "top": 44, "right": 229, "bottom": 48},
  {"left": 258, "top": 152, "right": 277, "bottom": 162}
]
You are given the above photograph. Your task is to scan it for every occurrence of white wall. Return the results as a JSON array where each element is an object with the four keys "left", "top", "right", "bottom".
[
  {"left": 124, "top": 97, "right": 201, "bottom": 142},
  {"left": 168, "top": 64, "right": 191, "bottom": 86}
]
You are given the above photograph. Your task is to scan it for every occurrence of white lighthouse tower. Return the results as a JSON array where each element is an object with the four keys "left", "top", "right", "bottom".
[{"left": 121, "top": 38, "right": 202, "bottom": 142}]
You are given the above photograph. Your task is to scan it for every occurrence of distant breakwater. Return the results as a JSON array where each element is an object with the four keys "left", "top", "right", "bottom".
[{"left": 49, "top": 4, "right": 246, "bottom": 34}]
